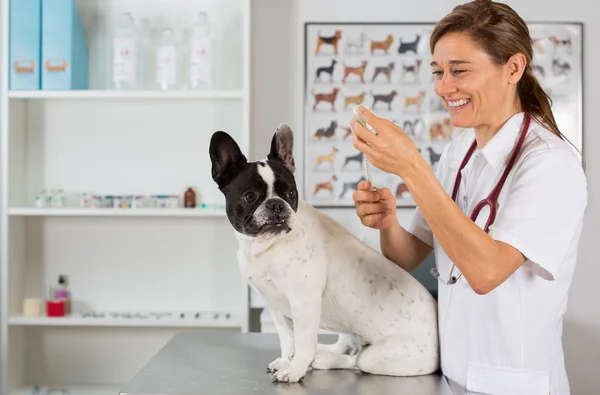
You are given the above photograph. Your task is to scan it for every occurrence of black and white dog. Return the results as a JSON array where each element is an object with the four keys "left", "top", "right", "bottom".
[{"left": 209, "top": 124, "right": 439, "bottom": 383}]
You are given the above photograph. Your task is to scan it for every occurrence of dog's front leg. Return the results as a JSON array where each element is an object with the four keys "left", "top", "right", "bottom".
[
  {"left": 267, "top": 308, "right": 295, "bottom": 373},
  {"left": 272, "top": 297, "right": 321, "bottom": 383}
]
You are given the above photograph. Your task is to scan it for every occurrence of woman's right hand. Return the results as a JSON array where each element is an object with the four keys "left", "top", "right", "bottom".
[{"left": 352, "top": 180, "right": 398, "bottom": 230}]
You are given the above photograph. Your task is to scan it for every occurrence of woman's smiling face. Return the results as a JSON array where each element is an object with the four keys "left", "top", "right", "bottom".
[{"left": 431, "top": 32, "right": 515, "bottom": 131}]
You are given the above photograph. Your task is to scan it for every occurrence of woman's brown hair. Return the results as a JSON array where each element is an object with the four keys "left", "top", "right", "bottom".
[{"left": 429, "top": 0, "right": 562, "bottom": 139}]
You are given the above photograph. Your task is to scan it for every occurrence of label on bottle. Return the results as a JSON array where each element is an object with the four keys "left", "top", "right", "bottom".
[
  {"left": 156, "top": 46, "right": 177, "bottom": 86},
  {"left": 112, "top": 38, "right": 137, "bottom": 85},
  {"left": 189, "top": 37, "right": 212, "bottom": 86}
]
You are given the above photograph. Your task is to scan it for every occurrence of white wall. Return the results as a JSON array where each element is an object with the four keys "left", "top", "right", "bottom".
[{"left": 251, "top": 0, "right": 599, "bottom": 393}]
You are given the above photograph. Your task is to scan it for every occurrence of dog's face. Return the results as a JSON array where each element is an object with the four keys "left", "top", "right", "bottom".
[{"left": 209, "top": 124, "right": 298, "bottom": 240}]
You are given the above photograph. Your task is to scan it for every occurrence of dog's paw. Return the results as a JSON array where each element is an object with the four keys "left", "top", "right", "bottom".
[
  {"left": 271, "top": 364, "right": 307, "bottom": 383},
  {"left": 267, "top": 357, "right": 291, "bottom": 373}
]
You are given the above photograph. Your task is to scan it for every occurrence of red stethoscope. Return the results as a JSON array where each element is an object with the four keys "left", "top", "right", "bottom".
[{"left": 431, "top": 113, "right": 532, "bottom": 285}]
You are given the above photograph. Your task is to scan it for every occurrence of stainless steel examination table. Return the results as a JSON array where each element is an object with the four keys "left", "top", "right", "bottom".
[{"left": 119, "top": 332, "right": 453, "bottom": 395}]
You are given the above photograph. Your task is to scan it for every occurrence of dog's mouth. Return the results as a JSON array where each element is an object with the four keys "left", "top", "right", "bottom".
[{"left": 254, "top": 219, "right": 293, "bottom": 238}]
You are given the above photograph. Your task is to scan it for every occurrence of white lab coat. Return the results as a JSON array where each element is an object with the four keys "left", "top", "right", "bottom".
[{"left": 407, "top": 112, "right": 587, "bottom": 395}]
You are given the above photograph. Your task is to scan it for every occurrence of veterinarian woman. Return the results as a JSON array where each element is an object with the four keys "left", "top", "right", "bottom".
[{"left": 351, "top": 1, "right": 587, "bottom": 394}]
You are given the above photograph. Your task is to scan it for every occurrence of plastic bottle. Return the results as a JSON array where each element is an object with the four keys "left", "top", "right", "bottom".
[
  {"left": 111, "top": 12, "right": 141, "bottom": 90},
  {"left": 188, "top": 12, "right": 213, "bottom": 89},
  {"left": 155, "top": 27, "right": 179, "bottom": 90}
]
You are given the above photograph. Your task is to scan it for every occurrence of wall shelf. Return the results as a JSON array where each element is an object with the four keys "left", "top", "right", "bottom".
[
  {"left": 8, "top": 90, "right": 245, "bottom": 100},
  {"left": 8, "top": 312, "right": 242, "bottom": 328},
  {"left": 8, "top": 207, "right": 227, "bottom": 217}
]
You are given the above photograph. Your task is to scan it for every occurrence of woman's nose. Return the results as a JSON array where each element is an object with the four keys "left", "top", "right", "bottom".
[{"left": 435, "top": 72, "right": 457, "bottom": 95}]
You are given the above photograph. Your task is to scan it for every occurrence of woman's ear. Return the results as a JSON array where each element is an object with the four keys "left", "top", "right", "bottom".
[{"left": 507, "top": 52, "right": 527, "bottom": 84}]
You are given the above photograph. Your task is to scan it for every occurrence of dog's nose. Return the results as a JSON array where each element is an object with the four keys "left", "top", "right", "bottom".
[{"left": 265, "top": 199, "right": 284, "bottom": 215}]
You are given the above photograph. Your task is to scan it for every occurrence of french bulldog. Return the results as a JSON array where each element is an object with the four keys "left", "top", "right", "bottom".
[{"left": 209, "top": 123, "right": 439, "bottom": 383}]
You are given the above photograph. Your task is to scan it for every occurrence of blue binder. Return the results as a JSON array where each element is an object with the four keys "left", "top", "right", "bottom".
[
  {"left": 9, "top": 0, "right": 42, "bottom": 90},
  {"left": 41, "top": 0, "right": 88, "bottom": 90}
]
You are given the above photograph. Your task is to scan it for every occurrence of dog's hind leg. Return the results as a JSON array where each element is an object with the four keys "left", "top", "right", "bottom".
[
  {"left": 355, "top": 336, "right": 439, "bottom": 376},
  {"left": 317, "top": 333, "right": 359, "bottom": 355},
  {"left": 311, "top": 351, "right": 357, "bottom": 370}
]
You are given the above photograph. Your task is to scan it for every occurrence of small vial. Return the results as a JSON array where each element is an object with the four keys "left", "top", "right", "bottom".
[{"left": 352, "top": 105, "right": 377, "bottom": 191}]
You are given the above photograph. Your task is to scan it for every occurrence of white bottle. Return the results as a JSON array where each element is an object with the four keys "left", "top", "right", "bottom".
[
  {"left": 188, "top": 12, "right": 213, "bottom": 90},
  {"left": 111, "top": 13, "right": 140, "bottom": 90},
  {"left": 155, "top": 27, "right": 179, "bottom": 90}
]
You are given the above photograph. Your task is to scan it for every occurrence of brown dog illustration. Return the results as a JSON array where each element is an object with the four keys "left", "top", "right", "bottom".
[
  {"left": 342, "top": 60, "right": 368, "bottom": 84},
  {"left": 344, "top": 91, "right": 367, "bottom": 110},
  {"left": 370, "top": 34, "right": 394, "bottom": 54},
  {"left": 315, "top": 30, "right": 342, "bottom": 55},
  {"left": 313, "top": 175, "right": 338, "bottom": 196},
  {"left": 312, "top": 87, "right": 340, "bottom": 111},
  {"left": 404, "top": 90, "right": 426, "bottom": 110}
]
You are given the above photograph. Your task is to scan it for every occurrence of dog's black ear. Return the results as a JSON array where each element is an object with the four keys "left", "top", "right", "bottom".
[
  {"left": 267, "top": 123, "right": 295, "bottom": 174},
  {"left": 209, "top": 131, "right": 247, "bottom": 189}
]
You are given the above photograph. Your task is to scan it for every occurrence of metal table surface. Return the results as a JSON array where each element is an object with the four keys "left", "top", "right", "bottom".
[{"left": 120, "top": 332, "right": 453, "bottom": 395}]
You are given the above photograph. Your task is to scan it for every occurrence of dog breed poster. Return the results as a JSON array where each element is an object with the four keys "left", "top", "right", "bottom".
[{"left": 303, "top": 22, "right": 582, "bottom": 208}]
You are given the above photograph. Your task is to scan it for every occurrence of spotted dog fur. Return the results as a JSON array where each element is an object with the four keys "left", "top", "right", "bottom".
[{"left": 209, "top": 123, "right": 439, "bottom": 383}]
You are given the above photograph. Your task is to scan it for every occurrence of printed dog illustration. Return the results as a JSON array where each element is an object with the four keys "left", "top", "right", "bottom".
[
  {"left": 370, "top": 34, "right": 394, "bottom": 54},
  {"left": 403, "top": 90, "right": 426, "bottom": 111},
  {"left": 314, "top": 120, "right": 338, "bottom": 140},
  {"left": 400, "top": 59, "right": 422, "bottom": 83},
  {"left": 552, "top": 57, "right": 571, "bottom": 76},
  {"left": 314, "top": 146, "right": 338, "bottom": 169},
  {"left": 398, "top": 34, "right": 421, "bottom": 54},
  {"left": 402, "top": 118, "right": 422, "bottom": 138},
  {"left": 312, "top": 87, "right": 340, "bottom": 111},
  {"left": 396, "top": 182, "right": 410, "bottom": 198},
  {"left": 343, "top": 91, "right": 367, "bottom": 110},
  {"left": 315, "top": 30, "right": 342, "bottom": 55},
  {"left": 313, "top": 175, "right": 338, "bottom": 196},
  {"left": 342, "top": 60, "right": 369, "bottom": 84},
  {"left": 345, "top": 32, "right": 368, "bottom": 53},
  {"left": 339, "top": 175, "right": 367, "bottom": 198},
  {"left": 341, "top": 151, "right": 364, "bottom": 170},
  {"left": 372, "top": 90, "right": 398, "bottom": 111},
  {"left": 371, "top": 62, "right": 395, "bottom": 83},
  {"left": 209, "top": 125, "right": 439, "bottom": 383},
  {"left": 429, "top": 118, "right": 454, "bottom": 140},
  {"left": 315, "top": 59, "right": 337, "bottom": 83}
]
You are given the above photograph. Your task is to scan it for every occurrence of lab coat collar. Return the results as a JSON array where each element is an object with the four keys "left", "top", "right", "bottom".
[{"left": 479, "top": 112, "right": 527, "bottom": 170}]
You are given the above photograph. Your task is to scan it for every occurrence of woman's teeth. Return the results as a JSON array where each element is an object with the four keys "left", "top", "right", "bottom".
[{"left": 448, "top": 99, "right": 471, "bottom": 108}]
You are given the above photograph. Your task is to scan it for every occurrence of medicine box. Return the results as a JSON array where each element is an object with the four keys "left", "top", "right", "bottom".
[
  {"left": 41, "top": 0, "right": 88, "bottom": 90},
  {"left": 9, "top": 0, "right": 42, "bottom": 90}
]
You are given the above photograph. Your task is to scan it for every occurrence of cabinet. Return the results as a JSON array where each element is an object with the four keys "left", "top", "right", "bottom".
[{"left": 0, "top": 0, "right": 251, "bottom": 394}]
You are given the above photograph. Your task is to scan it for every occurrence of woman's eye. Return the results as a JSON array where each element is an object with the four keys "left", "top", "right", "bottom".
[
  {"left": 243, "top": 192, "right": 257, "bottom": 203},
  {"left": 453, "top": 69, "right": 466, "bottom": 75}
]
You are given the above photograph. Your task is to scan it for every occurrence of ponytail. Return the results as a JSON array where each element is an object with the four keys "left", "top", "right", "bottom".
[
  {"left": 518, "top": 69, "right": 561, "bottom": 139},
  {"left": 518, "top": 68, "right": 585, "bottom": 170}
]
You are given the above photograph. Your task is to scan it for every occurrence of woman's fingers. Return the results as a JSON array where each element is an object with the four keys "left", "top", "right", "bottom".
[
  {"left": 353, "top": 189, "right": 379, "bottom": 203},
  {"left": 361, "top": 212, "right": 385, "bottom": 228},
  {"left": 356, "top": 202, "right": 385, "bottom": 218}
]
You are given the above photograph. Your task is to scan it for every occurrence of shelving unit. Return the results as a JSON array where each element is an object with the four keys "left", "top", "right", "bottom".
[
  {"left": 0, "top": 0, "right": 252, "bottom": 394},
  {"left": 8, "top": 207, "right": 227, "bottom": 217}
]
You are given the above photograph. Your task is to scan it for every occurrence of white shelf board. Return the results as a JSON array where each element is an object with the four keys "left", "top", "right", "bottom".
[
  {"left": 8, "top": 207, "right": 227, "bottom": 217},
  {"left": 8, "top": 89, "right": 245, "bottom": 100},
  {"left": 8, "top": 313, "right": 242, "bottom": 328},
  {"left": 11, "top": 385, "right": 122, "bottom": 395}
]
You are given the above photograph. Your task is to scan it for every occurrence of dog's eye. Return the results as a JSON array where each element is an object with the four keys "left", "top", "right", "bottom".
[
  {"left": 243, "top": 192, "right": 257, "bottom": 203},
  {"left": 287, "top": 190, "right": 296, "bottom": 199}
]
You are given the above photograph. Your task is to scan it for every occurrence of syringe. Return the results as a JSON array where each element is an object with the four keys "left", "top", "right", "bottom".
[{"left": 352, "top": 105, "right": 377, "bottom": 191}]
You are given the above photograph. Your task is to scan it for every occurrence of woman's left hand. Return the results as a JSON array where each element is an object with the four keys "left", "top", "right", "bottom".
[{"left": 350, "top": 106, "right": 422, "bottom": 178}]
